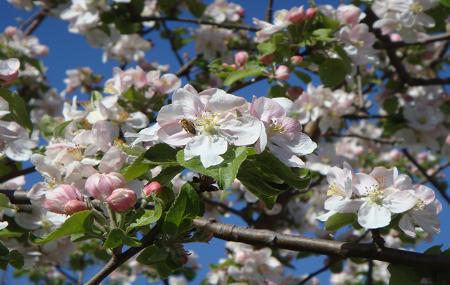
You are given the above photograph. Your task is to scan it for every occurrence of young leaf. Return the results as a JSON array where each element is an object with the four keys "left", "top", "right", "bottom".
[
  {"left": 324, "top": 213, "right": 356, "bottom": 231},
  {"left": 127, "top": 202, "right": 163, "bottom": 231},
  {"left": 319, "top": 58, "right": 346, "bottom": 89},
  {"left": 224, "top": 65, "right": 265, "bottom": 86},
  {"left": 33, "top": 210, "right": 93, "bottom": 244},
  {"left": 137, "top": 245, "right": 168, "bottom": 265},
  {"left": 176, "top": 146, "right": 248, "bottom": 189},
  {"left": 0, "top": 88, "right": 32, "bottom": 130}
]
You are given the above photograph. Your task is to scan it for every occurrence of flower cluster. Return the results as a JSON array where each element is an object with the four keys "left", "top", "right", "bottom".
[{"left": 319, "top": 163, "right": 442, "bottom": 236}]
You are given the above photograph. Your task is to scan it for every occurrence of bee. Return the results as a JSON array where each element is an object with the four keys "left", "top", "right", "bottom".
[{"left": 179, "top": 118, "right": 197, "bottom": 135}]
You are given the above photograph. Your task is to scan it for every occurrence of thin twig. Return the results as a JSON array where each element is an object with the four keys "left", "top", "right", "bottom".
[
  {"left": 381, "top": 32, "right": 450, "bottom": 48},
  {"left": 139, "top": 16, "right": 258, "bottom": 32},
  {"left": 265, "top": 0, "right": 274, "bottom": 23},
  {"left": 175, "top": 55, "right": 201, "bottom": 77},
  {"left": 202, "top": 197, "right": 254, "bottom": 225},
  {"left": 24, "top": 9, "right": 48, "bottom": 36},
  {"left": 366, "top": 259, "right": 374, "bottom": 285},
  {"left": 55, "top": 265, "right": 78, "bottom": 284},
  {"left": 402, "top": 149, "right": 450, "bottom": 204},
  {"left": 419, "top": 161, "right": 450, "bottom": 184}
]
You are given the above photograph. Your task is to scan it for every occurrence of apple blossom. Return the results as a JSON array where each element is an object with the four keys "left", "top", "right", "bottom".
[
  {"left": 43, "top": 184, "right": 87, "bottom": 215},
  {"left": 336, "top": 4, "right": 365, "bottom": 26},
  {"left": 85, "top": 172, "right": 126, "bottom": 201},
  {"left": 106, "top": 188, "right": 137, "bottom": 212},
  {"left": 204, "top": 0, "right": 244, "bottom": 23},
  {"left": 305, "top": 8, "right": 317, "bottom": 19},
  {"left": 290, "top": 55, "right": 303, "bottom": 65},
  {"left": 0, "top": 58, "right": 20, "bottom": 84},
  {"left": 274, "top": 65, "right": 290, "bottom": 81},
  {"left": 249, "top": 96, "right": 317, "bottom": 167},
  {"left": 157, "top": 85, "right": 261, "bottom": 167},
  {"left": 287, "top": 6, "right": 305, "bottom": 23}
]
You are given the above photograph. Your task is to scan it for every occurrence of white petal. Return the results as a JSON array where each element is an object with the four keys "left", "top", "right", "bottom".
[
  {"left": 399, "top": 214, "right": 416, "bottom": 237},
  {"left": 354, "top": 173, "right": 379, "bottom": 196},
  {"left": 357, "top": 202, "right": 391, "bottom": 229},
  {"left": 184, "top": 135, "right": 227, "bottom": 168},
  {"left": 207, "top": 90, "right": 246, "bottom": 113},
  {"left": 383, "top": 190, "right": 417, "bottom": 213},
  {"left": 220, "top": 116, "right": 262, "bottom": 146}
]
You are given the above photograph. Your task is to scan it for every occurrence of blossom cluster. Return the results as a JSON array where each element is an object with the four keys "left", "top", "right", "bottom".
[{"left": 319, "top": 163, "right": 442, "bottom": 236}]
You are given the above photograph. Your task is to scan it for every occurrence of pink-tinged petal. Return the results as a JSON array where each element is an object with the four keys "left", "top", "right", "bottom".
[
  {"left": 220, "top": 116, "right": 262, "bottom": 146},
  {"left": 369, "top": 166, "right": 396, "bottom": 188},
  {"left": 394, "top": 174, "right": 413, "bottom": 190},
  {"left": 357, "top": 202, "right": 391, "bottom": 229},
  {"left": 157, "top": 123, "right": 192, "bottom": 146},
  {"left": 399, "top": 214, "right": 416, "bottom": 237},
  {"left": 171, "top": 88, "right": 204, "bottom": 117},
  {"left": 383, "top": 190, "right": 417, "bottom": 213},
  {"left": 184, "top": 135, "right": 227, "bottom": 168},
  {"left": 255, "top": 125, "right": 268, "bottom": 153},
  {"left": 268, "top": 143, "right": 304, "bottom": 167},
  {"left": 0, "top": 58, "right": 20, "bottom": 84},
  {"left": 249, "top": 96, "right": 286, "bottom": 123},
  {"left": 207, "top": 90, "right": 246, "bottom": 113},
  {"left": 272, "top": 132, "right": 317, "bottom": 155},
  {"left": 413, "top": 204, "right": 440, "bottom": 235},
  {"left": 413, "top": 185, "right": 435, "bottom": 205},
  {"left": 354, "top": 173, "right": 379, "bottom": 196}
]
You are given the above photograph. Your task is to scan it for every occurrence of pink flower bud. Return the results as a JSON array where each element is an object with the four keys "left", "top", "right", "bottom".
[
  {"left": 290, "top": 55, "right": 303, "bottom": 65},
  {"left": 306, "top": 8, "right": 317, "bottom": 20},
  {"left": 44, "top": 184, "right": 85, "bottom": 215},
  {"left": 288, "top": 7, "right": 305, "bottom": 23},
  {"left": 0, "top": 58, "right": 20, "bottom": 85},
  {"left": 106, "top": 188, "right": 137, "bottom": 212},
  {"left": 446, "top": 134, "right": 450, "bottom": 145},
  {"left": 237, "top": 7, "right": 245, "bottom": 17},
  {"left": 259, "top": 54, "right": 274, "bottom": 65},
  {"left": 64, "top": 200, "right": 88, "bottom": 215},
  {"left": 4, "top": 26, "right": 17, "bottom": 37},
  {"left": 287, "top": 87, "right": 303, "bottom": 100},
  {"left": 275, "top": 65, "right": 290, "bottom": 81},
  {"left": 143, "top": 181, "right": 163, "bottom": 197},
  {"left": 234, "top": 51, "right": 249, "bottom": 67},
  {"left": 85, "top": 172, "right": 126, "bottom": 201}
]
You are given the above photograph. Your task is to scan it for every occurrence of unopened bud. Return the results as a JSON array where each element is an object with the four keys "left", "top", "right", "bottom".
[
  {"left": 288, "top": 7, "right": 305, "bottom": 23},
  {"left": 106, "top": 188, "right": 137, "bottom": 212},
  {"left": 64, "top": 200, "right": 88, "bottom": 215},
  {"left": 306, "top": 8, "right": 317, "bottom": 20},
  {"left": 85, "top": 172, "right": 126, "bottom": 201},
  {"left": 287, "top": 87, "right": 303, "bottom": 100},
  {"left": 44, "top": 184, "right": 85, "bottom": 215},
  {"left": 290, "top": 55, "right": 303, "bottom": 65},
  {"left": 275, "top": 65, "right": 290, "bottom": 81},
  {"left": 4, "top": 26, "right": 17, "bottom": 37},
  {"left": 143, "top": 181, "right": 163, "bottom": 197},
  {"left": 0, "top": 58, "right": 20, "bottom": 85},
  {"left": 234, "top": 51, "right": 249, "bottom": 67}
]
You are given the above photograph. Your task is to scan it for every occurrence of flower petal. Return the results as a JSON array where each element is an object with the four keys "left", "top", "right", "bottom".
[{"left": 357, "top": 201, "right": 391, "bottom": 229}]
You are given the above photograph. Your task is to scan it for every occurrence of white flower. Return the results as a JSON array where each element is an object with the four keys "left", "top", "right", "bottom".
[
  {"left": 60, "top": 0, "right": 104, "bottom": 34},
  {"left": 372, "top": 0, "right": 438, "bottom": 42},
  {"left": 354, "top": 167, "right": 417, "bottom": 229},
  {"left": 195, "top": 26, "right": 233, "bottom": 60},
  {"left": 249, "top": 96, "right": 317, "bottom": 167},
  {"left": 204, "top": 0, "right": 244, "bottom": 23},
  {"left": 403, "top": 102, "right": 443, "bottom": 131},
  {"left": 157, "top": 85, "right": 261, "bottom": 168},
  {"left": 0, "top": 97, "right": 10, "bottom": 119},
  {"left": 0, "top": 120, "right": 36, "bottom": 161},
  {"left": 399, "top": 185, "right": 442, "bottom": 237},
  {"left": 0, "top": 58, "right": 20, "bottom": 84},
  {"left": 253, "top": 10, "right": 290, "bottom": 42},
  {"left": 338, "top": 24, "right": 378, "bottom": 65}
]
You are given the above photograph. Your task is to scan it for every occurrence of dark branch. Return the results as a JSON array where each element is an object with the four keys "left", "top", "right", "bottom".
[
  {"left": 202, "top": 197, "right": 254, "bottom": 225},
  {"left": 24, "top": 9, "right": 48, "bottom": 36},
  {"left": 265, "top": 0, "right": 274, "bottom": 23},
  {"left": 0, "top": 166, "right": 36, "bottom": 185},
  {"left": 192, "top": 218, "right": 450, "bottom": 270},
  {"left": 160, "top": 21, "right": 188, "bottom": 81},
  {"left": 378, "top": 32, "right": 450, "bottom": 48}
]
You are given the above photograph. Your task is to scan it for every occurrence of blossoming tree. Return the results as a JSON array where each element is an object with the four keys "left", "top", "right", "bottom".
[{"left": 0, "top": 0, "right": 449, "bottom": 284}]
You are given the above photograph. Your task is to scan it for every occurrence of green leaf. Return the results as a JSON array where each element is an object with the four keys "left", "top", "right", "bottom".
[
  {"left": 121, "top": 154, "right": 152, "bottom": 181},
  {"left": 176, "top": 147, "right": 248, "bottom": 189},
  {"left": 0, "top": 193, "right": 14, "bottom": 209},
  {"left": 319, "top": 58, "right": 346, "bottom": 89},
  {"left": 33, "top": 211, "right": 93, "bottom": 244},
  {"left": 104, "top": 228, "right": 141, "bottom": 248},
  {"left": 224, "top": 65, "right": 265, "bottom": 86},
  {"left": 137, "top": 245, "right": 168, "bottom": 264},
  {"left": 383, "top": 97, "right": 399, "bottom": 115},
  {"left": 325, "top": 213, "right": 356, "bottom": 231},
  {"left": 268, "top": 85, "right": 288, "bottom": 98},
  {"left": 163, "top": 183, "right": 200, "bottom": 235},
  {"left": 388, "top": 264, "right": 422, "bottom": 285},
  {"left": 144, "top": 144, "right": 178, "bottom": 166},
  {"left": 439, "top": 0, "right": 450, "bottom": 9},
  {"left": 128, "top": 202, "right": 163, "bottom": 231},
  {"left": 186, "top": 0, "right": 206, "bottom": 17},
  {"left": 312, "top": 28, "right": 333, "bottom": 41},
  {"left": 8, "top": 250, "right": 23, "bottom": 269},
  {"left": 257, "top": 40, "right": 276, "bottom": 56},
  {"left": 294, "top": 71, "right": 312, "bottom": 84},
  {"left": 153, "top": 166, "right": 183, "bottom": 186},
  {"left": 53, "top": 120, "right": 73, "bottom": 138},
  {"left": 0, "top": 88, "right": 32, "bottom": 130}
]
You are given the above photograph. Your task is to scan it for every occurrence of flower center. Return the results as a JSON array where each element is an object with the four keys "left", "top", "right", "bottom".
[
  {"left": 327, "top": 183, "right": 346, "bottom": 197},
  {"left": 117, "top": 111, "right": 129, "bottom": 123},
  {"left": 410, "top": 2, "right": 423, "bottom": 14},
  {"left": 268, "top": 119, "right": 285, "bottom": 136},
  {"left": 415, "top": 199, "right": 426, "bottom": 211},
  {"left": 368, "top": 187, "right": 384, "bottom": 204},
  {"left": 196, "top": 113, "right": 219, "bottom": 135}
]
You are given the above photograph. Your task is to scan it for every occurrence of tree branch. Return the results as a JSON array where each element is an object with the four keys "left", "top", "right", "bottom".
[
  {"left": 402, "top": 149, "right": 450, "bottom": 204},
  {"left": 192, "top": 218, "right": 450, "bottom": 270},
  {"left": 160, "top": 21, "right": 190, "bottom": 80},
  {"left": 175, "top": 54, "right": 201, "bottom": 77},
  {"left": 24, "top": 9, "right": 48, "bottom": 36},
  {"left": 139, "top": 16, "right": 258, "bottom": 32},
  {"left": 379, "top": 32, "right": 450, "bottom": 48},
  {"left": 0, "top": 166, "right": 36, "bottom": 184}
]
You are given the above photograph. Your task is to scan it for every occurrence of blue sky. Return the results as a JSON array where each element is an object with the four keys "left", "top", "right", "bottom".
[{"left": 1, "top": 0, "right": 449, "bottom": 284}]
